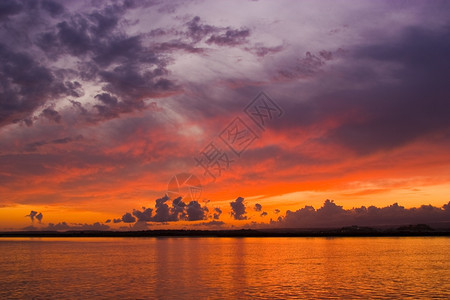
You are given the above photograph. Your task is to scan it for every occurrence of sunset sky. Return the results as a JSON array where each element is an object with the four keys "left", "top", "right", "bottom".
[{"left": 0, "top": 0, "right": 449, "bottom": 230}]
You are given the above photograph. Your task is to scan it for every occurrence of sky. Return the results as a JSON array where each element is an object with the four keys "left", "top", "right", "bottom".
[{"left": 0, "top": 0, "right": 449, "bottom": 231}]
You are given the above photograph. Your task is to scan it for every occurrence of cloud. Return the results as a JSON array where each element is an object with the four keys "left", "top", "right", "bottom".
[
  {"left": 152, "top": 195, "right": 177, "bottom": 222},
  {"left": 0, "top": 0, "right": 22, "bottom": 20},
  {"left": 206, "top": 28, "right": 250, "bottom": 46},
  {"left": 26, "top": 210, "right": 43, "bottom": 223},
  {"left": 230, "top": 197, "right": 247, "bottom": 220},
  {"left": 0, "top": 0, "right": 180, "bottom": 128},
  {"left": 115, "top": 195, "right": 209, "bottom": 224},
  {"left": 41, "top": 0, "right": 65, "bottom": 17},
  {"left": 0, "top": 43, "right": 74, "bottom": 127},
  {"left": 36, "top": 212, "right": 43, "bottom": 223},
  {"left": 132, "top": 207, "right": 153, "bottom": 222},
  {"left": 272, "top": 200, "right": 450, "bottom": 228},
  {"left": 26, "top": 211, "right": 38, "bottom": 222},
  {"left": 194, "top": 220, "right": 225, "bottom": 227},
  {"left": 46, "top": 221, "right": 69, "bottom": 231},
  {"left": 213, "top": 207, "right": 222, "bottom": 220},
  {"left": 153, "top": 40, "right": 204, "bottom": 54},
  {"left": 184, "top": 16, "right": 251, "bottom": 47},
  {"left": 45, "top": 222, "right": 110, "bottom": 231},
  {"left": 186, "top": 201, "right": 208, "bottom": 221},
  {"left": 185, "top": 16, "right": 216, "bottom": 42},
  {"left": 320, "top": 26, "right": 450, "bottom": 155},
  {"left": 42, "top": 107, "right": 61, "bottom": 123},
  {"left": 131, "top": 220, "right": 150, "bottom": 231},
  {"left": 121, "top": 212, "right": 136, "bottom": 223},
  {"left": 254, "top": 203, "right": 262, "bottom": 212},
  {"left": 245, "top": 44, "right": 284, "bottom": 58},
  {"left": 24, "top": 135, "right": 83, "bottom": 152},
  {"left": 260, "top": 212, "right": 268, "bottom": 217}
]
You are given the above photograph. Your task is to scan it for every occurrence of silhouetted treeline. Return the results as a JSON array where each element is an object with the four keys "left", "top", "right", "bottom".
[{"left": 1, "top": 224, "right": 449, "bottom": 238}]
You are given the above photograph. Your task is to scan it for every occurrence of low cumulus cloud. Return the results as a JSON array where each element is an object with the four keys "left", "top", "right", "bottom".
[
  {"left": 114, "top": 195, "right": 210, "bottom": 225},
  {"left": 132, "top": 207, "right": 153, "bottom": 222},
  {"left": 186, "top": 201, "right": 209, "bottom": 221},
  {"left": 44, "top": 222, "right": 110, "bottom": 231},
  {"left": 272, "top": 200, "right": 450, "bottom": 228},
  {"left": 121, "top": 212, "right": 136, "bottom": 223},
  {"left": 254, "top": 203, "right": 262, "bottom": 212},
  {"left": 193, "top": 220, "right": 225, "bottom": 227},
  {"left": 230, "top": 197, "right": 247, "bottom": 220}
]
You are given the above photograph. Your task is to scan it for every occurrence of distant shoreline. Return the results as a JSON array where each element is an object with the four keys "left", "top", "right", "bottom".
[{"left": 1, "top": 226, "right": 450, "bottom": 238}]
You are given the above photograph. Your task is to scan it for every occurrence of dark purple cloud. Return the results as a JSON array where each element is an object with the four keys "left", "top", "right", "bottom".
[
  {"left": 41, "top": 107, "right": 62, "bottom": 124},
  {"left": 25, "top": 210, "right": 38, "bottom": 222},
  {"left": 0, "top": 43, "right": 74, "bottom": 127},
  {"left": 185, "top": 16, "right": 216, "bottom": 42},
  {"left": 40, "top": 0, "right": 64, "bottom": 17},
  {"left": 35, "top": 212, "right": 43, "bottom": 223},
  {"left": 116, "top": 196, "right": 210, "bottom": 224},
  {"left": 132, "top": 207, "right": 153, "bottom": 222},
  {"left": 186, "top": 201, "right": 209, "bottom": 221},
  {"left": 121, "top": 212, "right": 136, "bottom": 223},
  {"left": 230, "top": 197, "right": 247, "bottom": 220},
  {"left": 0, "top": 0, "right": 22, "bottom": 20},
  {"left": 152, "top": 195, "right": 176, "bottom": 222},
  {"left": 271, "top": 24, "right": 450, "bottom": 157},
  {"left": 206, "top": 28, "right": 250, "bottom": 46},
  {"left": 213, "top": 207, "right": 222, "bottom": 220},
  {"left": 324, "top": 25, "right": 450, "bottom": 155},
  {"left": 0, "top": 0, "right": 180, "bottom": 127},
  {"left": 194, "top": 220, "right": 225, "bottom": 227},
  {"left": 272, "top": 200, "right": 450, "bottom": 228}
]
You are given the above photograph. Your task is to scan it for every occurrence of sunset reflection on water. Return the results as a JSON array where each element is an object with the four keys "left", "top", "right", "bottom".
[{"left": 0, "top": 237, "right": 448, "bottom": 299}]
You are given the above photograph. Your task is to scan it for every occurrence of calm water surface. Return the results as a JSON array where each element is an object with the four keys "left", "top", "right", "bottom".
[{"left": 0, "top": 237, "right": 448, "bottom": 299}]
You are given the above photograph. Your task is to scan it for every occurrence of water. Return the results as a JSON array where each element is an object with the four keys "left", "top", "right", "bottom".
[{"left": 0, "top": 237, "right": 448, "bottom": 299}]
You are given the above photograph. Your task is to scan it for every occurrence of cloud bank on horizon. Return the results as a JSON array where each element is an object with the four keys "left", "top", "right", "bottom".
[
  {"left": 24, "top": 196, "right": 450, "bottom": 231},
  {"left": 1, "top": 0, "right": 450, "bottom": 229}
]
